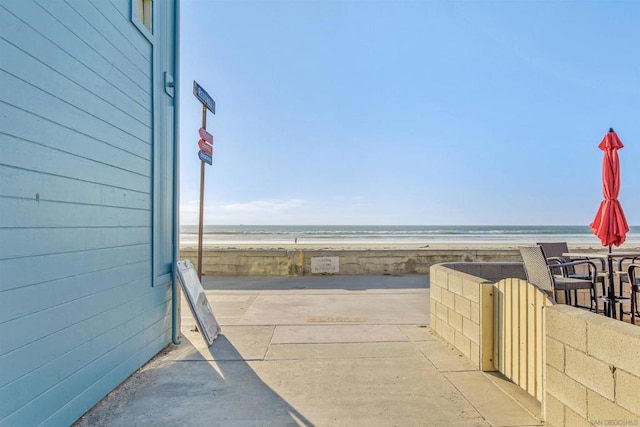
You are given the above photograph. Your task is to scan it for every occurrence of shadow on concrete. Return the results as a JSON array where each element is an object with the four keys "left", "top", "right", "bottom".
[
  {"left": 200, "top": 274, "right": 430, "bottom": 291},
  {"left": 165, "top": 333, "right": 314, "bottom": 426},
  {"left": 75, "top": 334, "right": 314, "bottom": 426}
]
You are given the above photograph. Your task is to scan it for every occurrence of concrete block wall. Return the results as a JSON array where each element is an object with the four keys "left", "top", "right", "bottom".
[
  {"left": 442, "top": 262, "right": 527, "bottom": 282},
  {"left": 429, "top": 264, "right": 495, "bottom": 370},
  {"left": 544, "top": 305, "right": 640, "bottom": 426}
]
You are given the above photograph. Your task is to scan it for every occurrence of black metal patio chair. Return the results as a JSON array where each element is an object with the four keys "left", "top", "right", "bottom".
[
  {"left": 625, "top": 263, "right": 640, "bottom": 325},
  {"left": 519, "top": 245, "right": 602, "bottom": 313},
  {"left": 537, "top": 242, "right": 607, "bottom": 306}
]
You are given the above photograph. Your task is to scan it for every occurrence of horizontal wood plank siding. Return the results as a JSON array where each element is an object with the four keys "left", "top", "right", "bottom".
[
  {"left": 2, "top": 288, "right": 171, "bottom": 425},
  {"left": 0, "top": 168, "right": 150, "bottom": 213},
  {"left": 0, "top": 72, "right": 151, "bottom": 158},
  {"left": 37, "top": 0, "right": 152, "bottom": 78},
  {"left": 1, "top": 1, "right": 151, "bottom": 101},
  {"left": 0, "top": 103, "right": 150, "bottom": 174},
  {"left": 1, "top": 134, "right": 150, "bottom": 192},
  {"left": 0, "top": 0, "right": 174, "bottom": 425},
  {"left": 0, "top": 198, "right": 150, "bottom": 230},
  {"left": 1, "top": 38, "right": 151, "bottom": 141},
  {"left": 0, "top": 261, "right": 150, "bottom": 324},
  {"left": 44, "top": 316, "right": 171, "bottom": 426},
  {"left": 0, "top": 226, "right": 150, "bottom": 260},
  {"left": 0, "top": 260, "right": 152, "bottom": 351}
]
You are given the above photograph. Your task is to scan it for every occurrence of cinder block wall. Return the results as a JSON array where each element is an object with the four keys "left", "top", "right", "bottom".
[
  {"left": 429, "top": 263, "right": 497, "bottom": 370},
  {"left": 544, "top": 305, "right": 640, "bottom": 426},
  {"left": 441, "top": 262, "right": 527, "bottom": 282}
]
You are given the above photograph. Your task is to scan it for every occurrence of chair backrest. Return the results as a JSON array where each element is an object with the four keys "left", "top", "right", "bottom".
[
  {"left": 519, "top": 245, "right": 555, "bottom": 292},
  {"left": 537, "top": 242, "right": 574, "bottom": 275},
  {"left": 536, "top": 242, "right": 568, "bottom": 259},
  {"left": 629, "top": 264, "right": 640, "bottom": 287}
]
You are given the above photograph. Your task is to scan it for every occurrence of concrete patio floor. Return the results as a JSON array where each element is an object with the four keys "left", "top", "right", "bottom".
[{"left": 74, "top": 275, "right": 542, "bottom": 426}]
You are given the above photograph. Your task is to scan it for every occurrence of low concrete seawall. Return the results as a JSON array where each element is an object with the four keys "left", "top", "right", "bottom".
[{"left": 179, "top": 247, "right": 523, "bottom": 276}]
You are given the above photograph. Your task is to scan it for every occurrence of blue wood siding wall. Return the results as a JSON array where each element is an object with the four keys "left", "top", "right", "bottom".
[{"left": 0, "top": 0, "right": 175, "bottom": 425}]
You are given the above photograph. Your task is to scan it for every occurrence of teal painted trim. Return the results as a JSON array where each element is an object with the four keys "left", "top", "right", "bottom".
[
  {"left": 150, "top": 0, "right": 158, "bottom": 288},
  {"left": 171, "top": 0, "right": 181, "bottom": 345},
  {"left": 150, "top": 21, "right": 156, "bottom": 287},
  {"left": 150, "top": 0, "right": 174, "bottom": 288},
  {"left": 130, "top": 0, "right": 155, "bottom": 44}
]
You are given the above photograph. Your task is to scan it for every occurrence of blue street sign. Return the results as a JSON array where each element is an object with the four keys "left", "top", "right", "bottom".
[
  {"left": 193, "top": 81, "right": 216, "bottom": 114},
  {"left": 198, "top": 150, "right": 212, "bottom": 165}
]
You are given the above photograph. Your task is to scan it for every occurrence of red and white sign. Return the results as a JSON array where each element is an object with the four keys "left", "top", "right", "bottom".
[
  {"left": 199, "top": 127, "right": 213, "bottom": 143},
  {"left": 198, "top": 139, "right": 213, "bottom": 155}
]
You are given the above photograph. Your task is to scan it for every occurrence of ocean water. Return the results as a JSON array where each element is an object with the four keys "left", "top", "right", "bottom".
[{"left": 180, "top": 225, "right": 640, "bottom": 245}]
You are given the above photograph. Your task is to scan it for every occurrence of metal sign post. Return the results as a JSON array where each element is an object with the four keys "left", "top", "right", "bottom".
[
  {"left": 197, "top": 104, "right": 206, "bottom": 281},
  {"left": 194, "top": 81, "right": 215, "bottom": 281}
]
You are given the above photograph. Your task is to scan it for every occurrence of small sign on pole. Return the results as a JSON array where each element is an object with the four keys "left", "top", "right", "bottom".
[
  {"left": 193, "top": 81, "right": 216, "bottom": 282},
  {"left": 199, "top": 127, "right": 213, "bottom": 143},
  {"left": 198, "top": 139, "right": 213, "bottom": 155},
  {"left": 198, "top": 150, "right": 213, "bottom": 165},
  {"left": 193, "top": 81, "right": 216, "bottom": 114}
]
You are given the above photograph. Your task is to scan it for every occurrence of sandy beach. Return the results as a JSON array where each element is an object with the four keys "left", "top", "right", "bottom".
[
  {"left": 179, "top": 225, "right": 640, "bottom": 254},
  {"left": 179, "top": 224, "right": 640, "bottom": 276},
  {"left": 180, "top": 241, "right": 640, "bottom": 252}
]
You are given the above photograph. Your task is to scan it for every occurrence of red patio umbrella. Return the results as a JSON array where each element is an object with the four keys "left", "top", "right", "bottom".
[{"left": 590, "top": 128, "right": 629, "bottom": 248}]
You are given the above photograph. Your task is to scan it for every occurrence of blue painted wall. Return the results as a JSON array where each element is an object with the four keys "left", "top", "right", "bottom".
[{"left": 0, "top": 0, "right": 177, "bottom": 425}]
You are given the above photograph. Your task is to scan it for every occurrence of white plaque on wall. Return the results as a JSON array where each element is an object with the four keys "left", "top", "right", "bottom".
[{"left": 310, "top": 256, "right": 340, "bottom": 274}]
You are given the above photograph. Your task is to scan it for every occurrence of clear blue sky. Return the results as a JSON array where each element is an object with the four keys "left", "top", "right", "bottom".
[{"left": 178, "top": 0, "right": 639, "bottom": 226}]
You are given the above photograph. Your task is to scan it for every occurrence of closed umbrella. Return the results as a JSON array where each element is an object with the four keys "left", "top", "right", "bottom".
[
  {"left": 590, "top": 128, "right": 629, "bottom": 318},
  {"left": 590, "top": 128, "right": 629, "bottom": 247}
]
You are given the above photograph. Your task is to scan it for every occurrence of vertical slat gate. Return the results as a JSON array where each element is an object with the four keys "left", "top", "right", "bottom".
[
  {"left": 513, "top": 280, "right": 520, "bottom": 384},
  {"left": 536, "top": 289, "right": 546, "bottom": 400},
  {"left": 504, "top": 280, "right": 512, "bottom": 377},
  {"left": 526, "top": 284, "right": 536, "bottom": 394},
  {"left": 519, "top": 281, "right": 527, "bottom": 386},
  {"left": 493, "top": 278, "right": 554, "bottom": 401},
  {"left": 493, "top": 280, "right": 503, "bottom": 374}
]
